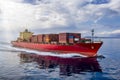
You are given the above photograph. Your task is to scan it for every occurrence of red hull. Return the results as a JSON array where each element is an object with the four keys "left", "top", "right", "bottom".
[{"left": 11, "top": 41, "right": 103, "bottom": 57}]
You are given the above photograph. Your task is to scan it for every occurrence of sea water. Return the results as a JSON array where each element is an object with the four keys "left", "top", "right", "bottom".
[{"left": 0, "top": 39, "right": 120, "bottom": 80}]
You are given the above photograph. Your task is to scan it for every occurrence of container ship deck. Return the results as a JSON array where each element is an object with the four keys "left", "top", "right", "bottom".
[{"left": 11, "top": 29, "right": 103, "bottom": 57}]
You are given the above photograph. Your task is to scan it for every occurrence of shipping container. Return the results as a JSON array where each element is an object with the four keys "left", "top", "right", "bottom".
[
  {"left": 37, "top": 34, "right": 44, "bottom": 43},
  {"left": 59, "top": 33, "right": 81, "bottom": 44},
  {"left": 59, "top": 33, "right": 69, "bottom": 43},
  {"left": 69, "top": 38, "right": 74, "bottom": 43},
  {"left": 44, "top": 34, "right": 59, "bottom": 43},
  {"left": 31, "top": 35, "right": 38, "bottom": 43}
]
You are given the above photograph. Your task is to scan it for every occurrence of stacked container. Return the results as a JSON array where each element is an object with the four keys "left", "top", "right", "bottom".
[
  {"left": 29, "top": 33, "right": 81, "bottom": 44},
  {"left": 59, "top": 33, "right": 81, "bottom": 44},
  {"left": 71, "top": 33, "right": 81, "bottom": 43},
  {"left": 37, "top": 34, "right": 44, "bottom": 43},
  {"left": 68, "top": 35, "right": 74, "bottom": 43},
  {"left": 59, "top": 33, "right": 69, "bottom": 43},
  {"left": 44, "top": 34, "right": 59, "bottom": 43},
  {"left": 30, "top": 35, "right": 38, "bottom": 43}
]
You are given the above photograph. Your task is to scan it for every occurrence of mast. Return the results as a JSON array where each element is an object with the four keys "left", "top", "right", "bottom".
[{"left": 91, "top": 29, "right": 94, "bottom": 43}]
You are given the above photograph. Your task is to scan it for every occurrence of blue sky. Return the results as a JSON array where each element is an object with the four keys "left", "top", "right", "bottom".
[{"left": 0, "top": 0, "right": 120, "bottom": 41}]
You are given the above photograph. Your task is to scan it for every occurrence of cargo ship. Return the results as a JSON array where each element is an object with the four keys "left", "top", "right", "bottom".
[{"left": 11, "top": 29, "right": 103, "bottom": 57}]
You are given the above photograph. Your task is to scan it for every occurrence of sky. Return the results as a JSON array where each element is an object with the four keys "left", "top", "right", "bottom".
[{"left": 0, "top": 0, "right": 120, "bottom": 42}]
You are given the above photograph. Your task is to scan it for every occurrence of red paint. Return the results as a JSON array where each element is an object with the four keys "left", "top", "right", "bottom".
[{"left": 11, "top": 41, "right": 103, "bottom": 57}]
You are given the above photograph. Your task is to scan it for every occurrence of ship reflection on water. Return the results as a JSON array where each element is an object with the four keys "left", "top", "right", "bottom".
[{"left": 19, "top": 52, "right": 102, "bottom": 76}]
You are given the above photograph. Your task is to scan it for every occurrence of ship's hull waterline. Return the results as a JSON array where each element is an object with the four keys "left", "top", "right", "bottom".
[{"left": 11, "top": 41, "right": 103, "bottom": 57}]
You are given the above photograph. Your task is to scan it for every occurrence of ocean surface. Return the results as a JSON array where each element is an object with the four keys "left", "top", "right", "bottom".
[{"left": 0, "top": 39, "right": 120, "bottom": 80}]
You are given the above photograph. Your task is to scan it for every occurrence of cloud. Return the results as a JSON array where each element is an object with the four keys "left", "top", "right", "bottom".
[
  {"left": 99, "top": 29, "right": 120, "bottom": 35},
  {"left": 0, "top": 0, "right": 120, "bottom": 41},
  {"left": 1, "top": 0, "right": 120, "bottom": 29}
]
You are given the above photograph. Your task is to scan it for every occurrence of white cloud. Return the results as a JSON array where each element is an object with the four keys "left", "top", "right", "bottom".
[
  {"left": 0, "top": 0, "right": 120, "bottom": 41},
  {"left": 99, "top": 29, "right": 120, "bottom": 35},
  {"left": 0, "top": 0, "right": 23, "bottom": 3},
  {"left": 0, "top": 0, "right": 35, "bottom": 29},
  {"left": 1, "top": 0, "right": 120, "bottom": 31},
  {"left": 108, "top": 0, "right": 120, "bottom": 13}
]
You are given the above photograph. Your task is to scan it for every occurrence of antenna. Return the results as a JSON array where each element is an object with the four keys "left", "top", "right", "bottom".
[{"left": 91, "top": 29, "right": 94, "bottom": 42}]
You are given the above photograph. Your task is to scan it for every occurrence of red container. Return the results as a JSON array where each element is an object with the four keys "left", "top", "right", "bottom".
[
  {"left": 51, "top": 34, "right": 59, "bottom": 42},
  {"left": 37, "top": 34, "right": 44, "bottom": 43},
  {"left": 69, "top": 38, "right": 74, "bottom": 43},
  {"left": 59, "top": 33, "right": 69, "bottom": 43},
  {"left": 59, "top": 33, "right": 81, "bottom": 43}
]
